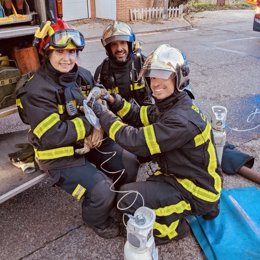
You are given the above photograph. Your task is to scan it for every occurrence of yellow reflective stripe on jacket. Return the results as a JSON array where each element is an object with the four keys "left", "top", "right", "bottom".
[
  {"left": 109, "top": 120, "right": 125, "bottom": 141},
  {"left": 34, "top": 146, "right": 74, "bottom": 160},
  {"left": 57, "top": 100, "right": 77, "bottom": 115},
  {"left": 143, "top": 125, "right": 161, "bottom": 155},
  {"left": 72, "top": 184, "right": 86, "bottom": 201},
  {"left": 154, "top": 201, "right": 191, "bottom": 217},
  {"left": 130, "top": 82, "right": 145, "bottom": 91},
  {"left": 207, "top": 137, "right": 222, "bottom": 196},
  {"left": 71, "top": 117, "right": 86, "bottom": 141},
  {"left": 57, "top": 104, "right": 65, "bottom": 114},
  {"left": 176, "top": 121, "right": 221, "bottom": 202},
  {"left": 33, "top": 113, "right": 60, "bottom": 139},
  {"left": 154, "top": 170, "right": 162, "bottom": 176},
  {"left": 176, "top": 178, "right": 220, "bottom": 202},
  {"left": 140, "top": 106, "right": 149, "bottom": 126},
  {"left": 108, "top": 87, "right": 119, "bottom": 94},
  {"left": 16, "top": 98, "right": 23, "bottom": 109},
  {"left": 194, "top": 122, "right": 211, "bottom": 147},
  {"left": 153, "top": 220, "right": 179, "bottom": 239},
  {"left": 117, "top": 100, "right": 131, "bottom": 118}
]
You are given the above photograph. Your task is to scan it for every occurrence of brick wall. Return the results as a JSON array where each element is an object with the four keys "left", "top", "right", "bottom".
[{"left": 117, "top": 0, "right": 163, "bottom": 21}]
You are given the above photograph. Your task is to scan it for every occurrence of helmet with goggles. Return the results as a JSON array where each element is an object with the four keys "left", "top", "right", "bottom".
[
  {"left": 37, "top": 19, "right": 85, "bottom": 54},
  {"left": 139, "top": 44, "right": 190, "bottom": 92},
  {"left": 101, "top": 21, "right": 135, "bottom": 55}
]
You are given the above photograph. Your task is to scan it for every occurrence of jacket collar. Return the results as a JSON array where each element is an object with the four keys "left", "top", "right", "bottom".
[{"left": 155, "top": 91, "right": 187, "bottom": 112}]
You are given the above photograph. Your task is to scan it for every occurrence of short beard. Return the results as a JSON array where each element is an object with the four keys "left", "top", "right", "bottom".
[{"left": 115, "top": 56, "right": 127, "bottom": 63}]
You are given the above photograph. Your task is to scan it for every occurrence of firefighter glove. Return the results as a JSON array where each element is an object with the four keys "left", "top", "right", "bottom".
[
  {"left": 8, "top": 143, "right": 35, "bottom": 163},
  {"left": 89, "top": 100, "right": 109, "bottom": 118}
]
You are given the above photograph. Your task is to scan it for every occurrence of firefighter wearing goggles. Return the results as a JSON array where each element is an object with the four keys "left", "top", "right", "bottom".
[
  {"left": 90, "top": 44, "right": 222, "bottom": 245},
  {"left": 94, "top": 21, "right": 153, "bottom": 106},
  {"left": 16, "top": 19, "right": 139, "bottom": 239}
]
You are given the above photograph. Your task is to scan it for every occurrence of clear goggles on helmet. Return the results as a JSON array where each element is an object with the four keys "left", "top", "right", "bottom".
[
  {"left": 49, "top": 29, "right": 85, "bottom": 50},
  {"left": 139, "top": 68, "right": 175, "bottom": 80}
]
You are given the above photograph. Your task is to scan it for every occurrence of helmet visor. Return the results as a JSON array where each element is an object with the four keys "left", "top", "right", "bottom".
[
  {"left": 50, "top": 29, "right": 85, "bottom": 50},
  {"left": 139, "top": 68, "right": 174, "bottom": 80}
]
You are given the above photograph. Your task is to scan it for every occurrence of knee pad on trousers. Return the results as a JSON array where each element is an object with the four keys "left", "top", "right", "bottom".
[{"left": 82, "top": 179, "right": 116, "bottom": 227}]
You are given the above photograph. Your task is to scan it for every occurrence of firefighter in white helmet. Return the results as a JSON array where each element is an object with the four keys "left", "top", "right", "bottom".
[{"left": 88, "top": 44, "right": 222, "bottom": 245}]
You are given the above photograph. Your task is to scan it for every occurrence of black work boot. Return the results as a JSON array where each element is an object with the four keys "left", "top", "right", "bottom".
[
  {"left": 91, "top": 217, "right": 120, "bottom": 239},
  {"left": 202, "top": 207, "right": 219, "bottom": 220}
]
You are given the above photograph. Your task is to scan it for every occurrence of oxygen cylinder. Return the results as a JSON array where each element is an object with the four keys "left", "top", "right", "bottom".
[
  {"left": 211, "top": 105, "right": 228, "bottom": 163},
  {"left": 124, "top": 206, "right": 158, "bottom": 260}
]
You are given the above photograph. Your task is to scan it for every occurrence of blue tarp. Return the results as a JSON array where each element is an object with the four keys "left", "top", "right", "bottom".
[{"left": 188, "top": 186, "right": 260, "bottom": 260}]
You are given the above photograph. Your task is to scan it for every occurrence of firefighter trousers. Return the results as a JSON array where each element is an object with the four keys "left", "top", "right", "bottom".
[
  {"left": 117, "top": 177, "right": 193, "bottom": 242},
  {"left": 49, "top": 138, "right": 139, "bottom": 228}
]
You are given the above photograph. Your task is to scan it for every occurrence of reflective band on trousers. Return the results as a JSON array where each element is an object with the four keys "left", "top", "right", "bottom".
[
  {"left": 117, "top": 100, "right": 131, "bottom": 118},
  {"left": 71, "top": 117, "right": 86, "bottom": 141},
  {"left": 109, "top": 120, "right": 125, "bottom": 141},
  {"left": 130, "top": 82, "right": 145, "bottom": 90},
  {"left": 16, "top": 98, "right": 23, "bottom": 109},
  {"left": 33, "top": 113, "right": 60, "bottom": 139},
  {"left": 34, "top": 146, "right": 74, "bottom": 160},
  {"left": 72, "top": 184, "right": 86, "bottom": 201},
  {"left": 143, "top": 125, "right": 161, "bottom": 155},
  {"left": 176, "top": 122, "right": 222, "bottom": 202},
  {"left": 140, "top": 106, "right": 149, "bottom": 126},
  {"left": 154, "top": 219, "right": 179, "bottom": 239},
  {"left": 154, "top": 200, "right": 191, "bottom": 217}
]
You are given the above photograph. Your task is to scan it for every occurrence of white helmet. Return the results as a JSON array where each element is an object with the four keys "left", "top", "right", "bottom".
[{"left": 139, "top": 44, "right": 190, "bottom": 92}]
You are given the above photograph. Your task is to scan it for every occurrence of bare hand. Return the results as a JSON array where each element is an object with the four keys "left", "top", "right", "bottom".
[{"left": 90, "top": 127, "right": 104, "bottom": 148}]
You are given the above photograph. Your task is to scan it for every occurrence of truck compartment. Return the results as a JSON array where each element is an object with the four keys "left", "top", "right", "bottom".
[{"left": 0, "top": 130, "right": 47, "bottom": 204}]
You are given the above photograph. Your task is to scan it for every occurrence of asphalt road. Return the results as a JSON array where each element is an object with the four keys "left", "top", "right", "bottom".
[{"left": 0, "top": 10, "right": 259, "bottom": 260}]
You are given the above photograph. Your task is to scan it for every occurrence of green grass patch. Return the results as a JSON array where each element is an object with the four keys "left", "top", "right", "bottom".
[{"left": 186, "top": 2, "right": 254, "bottom": 12}]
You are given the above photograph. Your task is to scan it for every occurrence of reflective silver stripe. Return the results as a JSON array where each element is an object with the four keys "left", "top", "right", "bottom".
[
  {"left": 71, "top": 117, "right": 86, "bottom": 141},
  {"left": 33, "top": 113, "right": 60, "bottom": 139},
  {"left": 143, "top": 125, "right": 161, "bottom": 155}
]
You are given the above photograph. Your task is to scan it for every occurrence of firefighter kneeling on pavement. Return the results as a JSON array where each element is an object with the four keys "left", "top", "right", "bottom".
[
  {"left": 16, "top": 19, "right": 139, "bottom": 239},
  {"left": 89, "top": 44, "right": 223, "bottom": 246}
]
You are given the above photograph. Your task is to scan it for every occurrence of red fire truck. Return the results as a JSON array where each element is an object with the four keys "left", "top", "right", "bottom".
[{"left": 247, "top": 0, "right": 260, "bottom": 31}]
